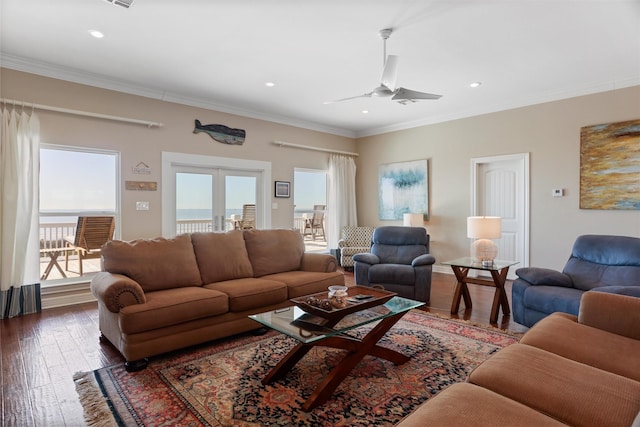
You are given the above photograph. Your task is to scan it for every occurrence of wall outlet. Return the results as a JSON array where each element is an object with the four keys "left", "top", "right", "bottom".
[
  {"left": 552, "top": 189, "right": 564, "bottom": 197},
  {"left": 136, "top": 201, "right": 150, "bottom": 210}
]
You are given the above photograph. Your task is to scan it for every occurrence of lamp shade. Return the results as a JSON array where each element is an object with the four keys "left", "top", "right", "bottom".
[
  {"left": 403, "top": 213, "right": 424, "bottom": 227},
  {"left": 467, "top": 216, "right": 502, "bottom": 239}
]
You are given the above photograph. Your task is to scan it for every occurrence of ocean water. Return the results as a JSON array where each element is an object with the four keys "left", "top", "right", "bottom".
[
  {"left": 176, "top": 208, "right": 315, "bottom": 219},
  {"left": 39, "top": 208, "right": 316, "bottom": 224}
]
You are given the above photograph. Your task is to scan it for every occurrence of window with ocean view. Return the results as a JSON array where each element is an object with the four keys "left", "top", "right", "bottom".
[
  {"left": 39, "top": 145, "right": 119, "bottom": 283},
  {"left": 294, "top": 169, "right": 327, "bottom": 237}
]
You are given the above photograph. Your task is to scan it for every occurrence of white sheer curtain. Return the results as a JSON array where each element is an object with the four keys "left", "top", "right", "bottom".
[
  {"left": 0, "top": 107, "right": 41, "bottom": 318},
  {"left": 327, "top": 153, "right": 358, "bottom": 249}
]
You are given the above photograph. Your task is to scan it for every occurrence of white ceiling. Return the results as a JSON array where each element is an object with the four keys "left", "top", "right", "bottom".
[{"left": 1, "top": 0, "right": 639, "bottom": 138}]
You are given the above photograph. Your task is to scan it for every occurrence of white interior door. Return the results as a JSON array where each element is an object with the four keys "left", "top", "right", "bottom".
[{"left": 472, "top": 153, "right": 529, "bottom": 279}]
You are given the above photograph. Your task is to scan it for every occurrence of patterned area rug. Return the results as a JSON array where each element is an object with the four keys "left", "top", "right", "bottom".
[{"left": 74, "top": 311, "right": 518, "bottom": 426}]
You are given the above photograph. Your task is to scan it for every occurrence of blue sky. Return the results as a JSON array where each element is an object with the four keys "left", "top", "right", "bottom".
[
  {"left": 40, "top": 149, "right": 116, "bottom": 211},
  {"left": 40, "top": 149, "right": 326, "bottom": 212}
]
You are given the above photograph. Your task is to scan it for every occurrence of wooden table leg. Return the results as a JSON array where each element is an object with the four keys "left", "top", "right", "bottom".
[
  {"left": 262, "top": 310, "right": 411, "bottom": 412},
  {"left": 40, "top": 250, "right": 66, "bottom": 280},
  {"left": 450, "top": 266, "right": 472, "bottom": 313},
  {"left": 489, "top": 267, "right": 510, "bottom": 323},
  {"left": 301, "top": 311, "right": 409, "bottom": 411},
  {"left": 262, "top": 343, "right": 312, "bottom": 384}
]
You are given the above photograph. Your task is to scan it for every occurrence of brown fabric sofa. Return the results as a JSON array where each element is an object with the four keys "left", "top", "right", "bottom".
[
  {"left": 397, "top": 291, "right": 640, "bottom": 427},
  {"left": 91, "top": 229, "right": 344, "bottom": 371}
]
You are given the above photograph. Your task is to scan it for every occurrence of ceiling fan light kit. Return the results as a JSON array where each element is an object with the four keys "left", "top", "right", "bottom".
[{"left": 326, "top": 28, "right": 442, "bottom": 105}]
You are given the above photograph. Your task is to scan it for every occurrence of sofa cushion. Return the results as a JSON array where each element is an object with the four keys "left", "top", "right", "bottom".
[
  {"left": 119, "top": 287, "right": 228, "bottom": 334},
  {"left": 204, "top": 278, "right": 288, "bottom": 312},
  {"left": 102, "top": 234, "right": 202, "bottom": 292},
  {"left": 191, "top": 231, "right": 253, "bottom": 283},
  {"left": 468, "top": 343, "right": 640, "bottom": 427},
  {"left": 369, "top": 264, "right": 416, "bottom": 285},
  {"left": 261, "top": 271, "right": 345, "bottom": 298},
  {"left": 396, "top": 383, "right": 566, "bottom": 427},
  {"left": 520, "top": 312, "right": 640, "bottom": 381},
  {"left": 564, "top": 234, "right": 640, "bottom": 290},
  {"left": 592, "top": 285, "right": 640, "bottom": 297},
  {"left": 522, "top": 285, "right": 583, "bottom": 316},
  {"left": 243, "top": 229, "right": 304, "bottom": 277},
  {"left": 515, "top": 267, "right": 572, "bottom": 287}
]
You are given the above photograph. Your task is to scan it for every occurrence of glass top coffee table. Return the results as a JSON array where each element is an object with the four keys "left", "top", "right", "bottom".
[{"left": 250, "top": 289, "right": 424, "bottom": 411}]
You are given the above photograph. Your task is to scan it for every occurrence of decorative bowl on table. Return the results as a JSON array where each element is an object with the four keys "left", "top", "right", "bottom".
[{"left": 290, "top": 285, "right": 397, "bottom": 320}]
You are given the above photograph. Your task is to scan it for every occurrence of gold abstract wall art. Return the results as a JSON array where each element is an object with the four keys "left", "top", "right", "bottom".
[{"left": 580, "top": 119, "right": 640, "bottom": 210}]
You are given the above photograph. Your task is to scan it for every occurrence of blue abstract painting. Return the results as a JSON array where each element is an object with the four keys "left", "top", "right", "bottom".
[{"left": 379, "top": 159, "right": 429, "bottom": 220}]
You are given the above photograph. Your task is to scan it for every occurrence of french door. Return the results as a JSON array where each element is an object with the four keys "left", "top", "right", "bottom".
[
  {"left": 174, "top": 167, "right": 258, "bottom": 234},
  {"left": 162, "top": 152, "right": 271, "bottom": 237}
]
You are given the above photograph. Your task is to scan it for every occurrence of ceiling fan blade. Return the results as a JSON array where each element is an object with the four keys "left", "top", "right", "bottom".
[
  {"left": 323, "top": 92, "right": 373, "bottom": 104},
  {"left": 392, "top": 87, "right": 442, "bottom": 101},
  {"left": 380, "top": 55, "right": 399, "bottom": 90}
]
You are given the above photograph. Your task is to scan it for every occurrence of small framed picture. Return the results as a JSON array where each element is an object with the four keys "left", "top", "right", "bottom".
[{"left": 275, "top": 181, "right": 290, "bottom": 198}]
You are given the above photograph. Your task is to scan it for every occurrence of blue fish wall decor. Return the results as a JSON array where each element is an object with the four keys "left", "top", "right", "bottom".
[{"left": 193, "top": 119, "right": 246, "bottom": 145}]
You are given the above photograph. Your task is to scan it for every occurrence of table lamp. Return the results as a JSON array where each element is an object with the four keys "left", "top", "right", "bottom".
[
  {"left": 467, "top": 216, "right": 502, "bottom": 266},
  {"left": 403, "top": 213, "right": 424, "bottom": 227}
]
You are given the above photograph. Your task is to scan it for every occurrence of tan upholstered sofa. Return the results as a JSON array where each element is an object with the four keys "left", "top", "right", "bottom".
[
  {"left": 91, "top": 229, "right": 344, "bottom": 371},
  {"left": 398, "top": 291, "right": 640, "bottom": 427}
]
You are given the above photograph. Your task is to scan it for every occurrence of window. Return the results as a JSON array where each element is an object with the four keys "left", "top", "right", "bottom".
[
  {"left": 293, "top": 169, "right": 327, "bottom": 233},
  {"left": 39, "top": 145, "right": 120, "bottom": 282}
]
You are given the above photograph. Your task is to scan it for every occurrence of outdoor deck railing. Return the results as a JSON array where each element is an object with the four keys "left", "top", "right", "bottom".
[
  {"left": 40, "top": 217, "right": 316, "bottom": 252},
  {"left": 39, "top": 222, "right": 76, "bottom": 250}
]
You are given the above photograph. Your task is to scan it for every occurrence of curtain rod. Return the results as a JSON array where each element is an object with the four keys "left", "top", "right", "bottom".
[
  {"left": 0, "top": 98, "right": 163, "bottom": 128},
  {"left": 273, "top": 140, "right": 358, "bottom": 157}
]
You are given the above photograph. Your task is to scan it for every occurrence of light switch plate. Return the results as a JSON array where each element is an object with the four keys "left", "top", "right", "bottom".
[{"left": 136, "top": 201, "right": 149, "bottom": 210}]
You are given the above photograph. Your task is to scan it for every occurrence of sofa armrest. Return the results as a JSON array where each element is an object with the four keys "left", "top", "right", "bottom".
[
  {"left": 515, "top": 267, "right": 573, "bottom": 287},
  {"left": 337, "top": 239, "right": 348, "bottom": 248},
  {"left": 300, "top": 253, "right": 339, "bottom": 273},
  {"left": 578, "top": 291, "right": 640, "bottom": 340},
  {"left": 90, "top": 272, "right": 146, "bottom": 313},
  {"left": 353, "top": 252, "right": 380, "bottom": 265},
  {"left": 412, "top": 254, "right": 436, "bottom": 267}
]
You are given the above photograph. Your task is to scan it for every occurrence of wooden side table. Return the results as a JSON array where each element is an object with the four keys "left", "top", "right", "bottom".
[{"left": 442, "top": 257, "right": 519, "bottom": 324}]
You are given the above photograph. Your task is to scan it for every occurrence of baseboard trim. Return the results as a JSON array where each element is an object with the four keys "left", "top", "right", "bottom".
[
  {"left": 433, "top": 265, "right": 452, "bottom": 275},
  {"left": 41, "top": 281, "right": 96, "bottom": 309}
]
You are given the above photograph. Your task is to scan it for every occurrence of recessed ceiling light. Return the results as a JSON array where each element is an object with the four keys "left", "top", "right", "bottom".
[
  {"left": 89, "top": 30, "right": 105, "bottom": 39},
  {"left": 265, "top": 82, "right": 275, "bottom": 87},
  {"left": 470, "top": 81, "right": 482, "bottom": 88},
  {"left": 362, "top": 110, "right": 369, "bottom": 114}
]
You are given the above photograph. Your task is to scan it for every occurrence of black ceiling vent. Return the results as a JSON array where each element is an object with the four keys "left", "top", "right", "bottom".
[{"left": 104, "top": 0, "right": 134, "bottom": 8}]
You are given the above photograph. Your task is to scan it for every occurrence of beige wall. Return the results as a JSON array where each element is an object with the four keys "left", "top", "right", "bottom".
[
  {"left": 1, "top": 68, "right": 355, "bottom": 240},
  {"left": 2, "top": 68, "right": 639, "bottom": 272},
  {"left": 355, "top": 86, "right": 640, "bottom": 271}
]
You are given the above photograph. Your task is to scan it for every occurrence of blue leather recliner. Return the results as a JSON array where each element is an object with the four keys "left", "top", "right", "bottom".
[
  {"left": 512, "top": 234, "right": 640, "bottom": 327},
  {"left": 353, "top": 226, "right": 436, "bottom": 303}
]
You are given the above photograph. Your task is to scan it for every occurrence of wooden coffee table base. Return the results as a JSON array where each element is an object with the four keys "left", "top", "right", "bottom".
[{"left": 261, "top": 311, "right": 410, "bottom": 411}]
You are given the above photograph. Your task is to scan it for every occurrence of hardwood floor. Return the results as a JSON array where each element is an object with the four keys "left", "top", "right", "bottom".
[{"left": 0, "top": 271, "right": 528, "bottom": 426}]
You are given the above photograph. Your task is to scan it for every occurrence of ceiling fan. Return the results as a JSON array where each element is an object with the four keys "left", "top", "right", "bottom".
[{"left": 325, "top": 28, "right": 442, "bottom": 105}]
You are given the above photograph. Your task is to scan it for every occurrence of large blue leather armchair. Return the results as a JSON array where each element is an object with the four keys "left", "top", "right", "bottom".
[
  {"left": 353, "top": 226, "right": 435, "bottom": 303},
  {"left": 512, "top": 234, "right": 640, "bottom": 327}
]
